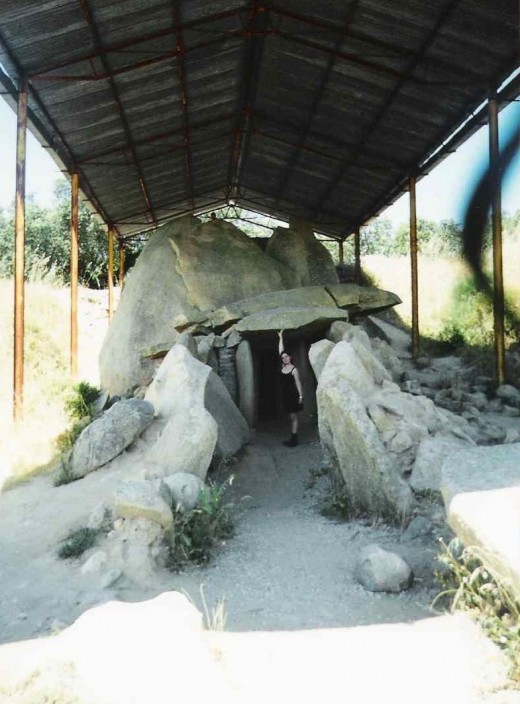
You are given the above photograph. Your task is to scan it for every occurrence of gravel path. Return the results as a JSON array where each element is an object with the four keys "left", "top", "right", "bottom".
[{"left": 0, "top": 424, "right": 518, "bottom": 702}]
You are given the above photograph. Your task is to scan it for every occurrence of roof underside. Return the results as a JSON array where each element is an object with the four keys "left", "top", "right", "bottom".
[{"left": 0, "top": 0, "right": 518, "bottom": 239}]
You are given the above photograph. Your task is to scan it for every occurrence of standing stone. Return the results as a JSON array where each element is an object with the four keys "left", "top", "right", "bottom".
[
  {"left": 216, "top": 346, "right": 238, "bottom": 403},
  {"left": 308, "top": 339, "right": 335, "bottom": 382},
  {"left": 236, "top": 340, "right": 255, "bottom": 428}
]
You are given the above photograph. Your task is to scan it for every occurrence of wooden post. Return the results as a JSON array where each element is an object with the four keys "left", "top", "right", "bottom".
[
  {"left": 354, "top": 227, "right": 361, "bottom": 284},
  {"left": 13, "top": 79, "right": 27, "bottom": 421},
  {"left": 118, "top": 240, "right": 125, "bottom": 289},
  {"left": 488, "top": 93, "right": 506, "bottom": 386},
  {"left": 338, "top": 239, "right": 344, "bottom": 265},
  {"left": 70, "top": 171, "right": 79, "bottom": 378},
  {"left": 409, "top": 175, "right": 419, "bottom": 358},
  {"left": 108, "top": 226, "right": 115, "bottom": 321}
]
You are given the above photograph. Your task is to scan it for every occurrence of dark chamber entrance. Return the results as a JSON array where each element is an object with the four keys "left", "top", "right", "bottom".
[{"left": 256, "top": 347, "right": 280, "bottom": 422}]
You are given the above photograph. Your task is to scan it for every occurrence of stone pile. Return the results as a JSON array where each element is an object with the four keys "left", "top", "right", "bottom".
[{"left": 309, "top": 321, "right": 483, "bottom": 519}]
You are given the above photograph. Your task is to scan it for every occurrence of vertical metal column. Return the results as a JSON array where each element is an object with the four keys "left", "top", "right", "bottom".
[
  {"left": 409, "top": 175, "right": 419, "bottom": 358},
  {"left": 488, "top": 93, "right": 506, "bottom": 385},
  {"left": 354, "top": 227, "right": 361, "bottom": 284},
  {"left": 108, "top": 226, "right": 115, "bottom": 321},
  {"left": 13, "top": 79, "right": 27, "bottom": 421},
  {"left": 118, "top": 240, "right": 125, "bottom": 290},
  {"left": 70, "top": 172, "right": 79, "bottom": 378}
]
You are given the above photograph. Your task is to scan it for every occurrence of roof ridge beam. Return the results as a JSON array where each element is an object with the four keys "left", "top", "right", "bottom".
[{"left": 226, "top": 1, "right": 269, "bottom": 202}]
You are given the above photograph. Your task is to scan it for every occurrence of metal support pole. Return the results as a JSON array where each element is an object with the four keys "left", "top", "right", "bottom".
[
  {"left": 338, "top": 239, "right": 344, "bottom": 265},
  {"left": 354, "top": 227, "right": 361, "bottom": 284},
  {"left": 488, "top": 93, "right": 506, "bottom": 386},
  {"left": 70, "top": 171, "right": 79, "bottom": 378},
  {"left": 108, "top": 226, "right": 115, "bottom": 321},
  {"left": 13, "top": 79, "right": 27, "bottom": 421},
  {"left": 409, "top": 175, "right": 419, "bottom": 358},
  {"left": 118, "top": 240, "right": 125, "bottom": 289}
]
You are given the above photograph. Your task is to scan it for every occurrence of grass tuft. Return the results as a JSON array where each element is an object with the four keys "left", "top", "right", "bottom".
[
  {"left": 165, "top": 478, "right": 235, "bottom": 571},
  {"left": 434, "top": 539, "right": 520, "bottom": 684},
  {"left": 57, "top": 526, "right": 101, "bottom": 559}
]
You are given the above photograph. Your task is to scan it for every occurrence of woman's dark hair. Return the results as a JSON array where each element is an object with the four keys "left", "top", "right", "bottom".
[{"left": 280, "top": 351, "right": 294, "bottom": 364}]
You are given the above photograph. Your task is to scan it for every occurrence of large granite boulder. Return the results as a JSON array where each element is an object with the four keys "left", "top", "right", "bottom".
[
  {"left": 209, "top": 286, "right": 335, "bottom": 328},
  {"left": 326, "top": 284, "right": 401, "bottom": 313},
  {"left": 71, "top": 399, "right": 155, "bottom": 479},
  {"left": 266, "top": 217, "right": 339, "bottom": 287},
  {"left": 169, "top": 216, "right": 285, "bottom": 311},
  {"left": 235, "top": 306, "right": 348, "bottom": 334},
  {"left": 100, "top": 216, "right": 288, "bottom": 394},
  {"left": 99, "top": 226, "right": 196, "bottom": 395},
  {"left": 318, "top": 343, "right": 413, "bottom": 519},
  {"left": 145, "top": 345, "right": 249, "bottom": 472}
]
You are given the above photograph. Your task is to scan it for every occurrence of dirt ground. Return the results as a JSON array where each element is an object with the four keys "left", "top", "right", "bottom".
[
  {"left": 0, "top": 423, "right": 518, "bottom": 702},
  {"left": 0, "top": 290, "right": 518, "bottom": 701}
]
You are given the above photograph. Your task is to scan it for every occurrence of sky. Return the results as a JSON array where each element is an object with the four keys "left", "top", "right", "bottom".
[{"left": 0, "top": 91, "right": 518, "bottom": 227}]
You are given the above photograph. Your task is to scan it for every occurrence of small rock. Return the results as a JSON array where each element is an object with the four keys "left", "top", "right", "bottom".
[
  {"left": 355, "top": 544, "right": 414, "bottom": 593},
  {"left": 496, "top": 384, "right": 520, "bottom": 408},
  {"left": 401, "top": 516, "right": 432, "bottom": 541},
  {"left": 112, "top": 481, "right": 174, "bottom": 528},
  {"left": 164, "top": 472, "right": 204, "bottom": 512}
]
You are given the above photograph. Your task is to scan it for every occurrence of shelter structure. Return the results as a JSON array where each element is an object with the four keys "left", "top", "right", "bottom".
[{"left": 0, "top": 0, "right": 518, "bottom": 418}]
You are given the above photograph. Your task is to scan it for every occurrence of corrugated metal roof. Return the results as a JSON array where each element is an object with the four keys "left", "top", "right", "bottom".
[{"left": 0, "top": 0, "right": 518, "bottom": 239}]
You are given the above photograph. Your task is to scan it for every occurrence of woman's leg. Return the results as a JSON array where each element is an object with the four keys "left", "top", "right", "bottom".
[{"left": 290, "top": 412, "right": 298, "bottom": 434}]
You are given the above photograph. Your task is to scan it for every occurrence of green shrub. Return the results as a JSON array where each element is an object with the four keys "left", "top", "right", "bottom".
[
  {"left": 57, "top": 526, "right": 101, "bottom": 559},
  {"left": 434, "top": 539, "right": 520, "bottom": 683},
  {"left": 165, "top": 479, "right": 235, "bottom": 571},
  {"left": 65, "top": 381, "right": 102, "bottom": 421}
]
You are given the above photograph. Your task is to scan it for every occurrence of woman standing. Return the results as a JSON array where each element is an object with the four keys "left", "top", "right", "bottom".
[{"left": 278, "top": 330, "right": 303, "bottom": 447}]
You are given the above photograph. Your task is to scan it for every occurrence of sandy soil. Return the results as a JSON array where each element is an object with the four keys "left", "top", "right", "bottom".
[
  {"left": 0, "top": 290, "right": 518, "bottom": 701},
  {"left": 0, "top": 423, "right": 518, "bottom": 702}
]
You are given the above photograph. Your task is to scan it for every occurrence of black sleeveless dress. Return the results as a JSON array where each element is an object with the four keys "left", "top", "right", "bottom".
[{"left": 280, "top": 367, "right": 302, "bottom": 413}]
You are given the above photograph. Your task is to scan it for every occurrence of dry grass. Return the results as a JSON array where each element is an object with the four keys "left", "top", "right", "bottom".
[
  {"left": 0, "top": 278, "right": 110, "bottom": 489},
  {"left": 364, "top": 239, "right": 520, "bottom": 337}
]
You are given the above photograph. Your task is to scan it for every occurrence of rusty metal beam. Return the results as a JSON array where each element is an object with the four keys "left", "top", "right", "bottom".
[
  {"left": 28, "top": 7, "right": 246, "bottom": 78},
  {"left": 354, "top": 227, "right": 361, "bottom": 284},
  {"left": 255, "top": 110, "right": 409, "bottom": 170},
  {"left": 312, "top": 0, "right": 463, "bottom": 218},
  {"left": 227, "top": 1, "right": 269, "bottom": 202},
  {"left": 108, "top": 226, "right": 115, "bottom": 321},
  {"left": 77, "top": 113, "right": 234, "bottom": 164},
  {"left": 488, "top": 93, "right": 506, "bottom": 385},
  {"left": 13, "top": 78, "right": 27, "bottom": 422},
  {"left": 349, "top": 67, "right": 520, "bottom": 236},
  {"left": 79, "top": 0, "right": 157, "bottom": 226},
  {"left": 0, "top": 32, "right": 117, "bottom": 237},
  {"left": 119, "top": 240, "right": 126, "bottom": 289},
  {"left": 268, "top": 4, "right": 484, "bottom": 85},
  {"left": 274, "top": 4, "right": 360, "bottom": 208},
  {"left": 70, "top": 171, "right": 79, "bottom": 378},
  {"left": 409, "top": 175, "right": 419, "bottom": 358},
  {"left": 30, "top": 31, "right": 244, "bottom": 83}
]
